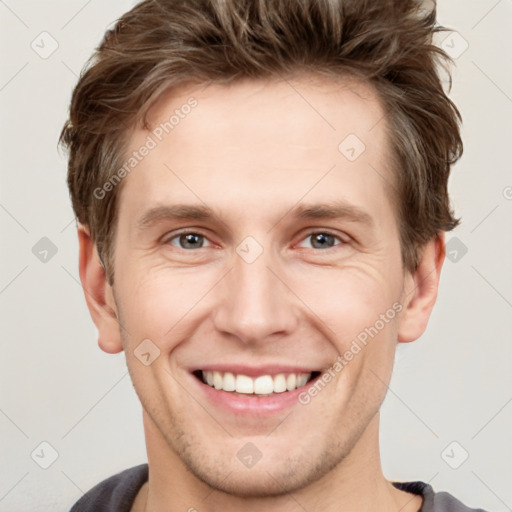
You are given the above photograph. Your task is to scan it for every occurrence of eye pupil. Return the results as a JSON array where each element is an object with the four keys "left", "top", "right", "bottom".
[
  {"left": 311, "top": 233, "right": 335, "bottom": 249},
  {"left": 180, "top": 233, "right": 203, "bottom": 249}
]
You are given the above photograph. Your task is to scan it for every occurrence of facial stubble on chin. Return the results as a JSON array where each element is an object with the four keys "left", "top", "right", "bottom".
[{"left": 136, "top": 381, "right": 382, "bottom": 499}]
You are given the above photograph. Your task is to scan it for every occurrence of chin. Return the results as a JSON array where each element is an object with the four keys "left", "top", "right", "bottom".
[
  {"left": 178, "top": 439, "right": 349, "bottom": 498},
  {"left": 192, "top": 462, "right": 315, "bottom": 498}
]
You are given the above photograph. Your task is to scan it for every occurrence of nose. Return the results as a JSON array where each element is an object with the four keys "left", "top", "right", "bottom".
[{"left": 212, "top": 246, "right": 299, "bottom": 345}]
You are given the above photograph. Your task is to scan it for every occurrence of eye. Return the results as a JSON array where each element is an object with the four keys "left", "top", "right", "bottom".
[
  {"left": 297, "top": 232, "right": 344, "bottom": 250},
  {"left": 167, "top": 232, "right": 212, "bottom": 250}
]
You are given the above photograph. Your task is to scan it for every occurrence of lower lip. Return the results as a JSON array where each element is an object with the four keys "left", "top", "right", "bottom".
[{"left": 191, "top": 373, "right": 319, "bottom": 415}]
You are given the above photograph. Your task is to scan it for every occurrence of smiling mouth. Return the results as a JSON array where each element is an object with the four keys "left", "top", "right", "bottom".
[{"left": 193, "top": 370, "right": 321, "bottom": 396}]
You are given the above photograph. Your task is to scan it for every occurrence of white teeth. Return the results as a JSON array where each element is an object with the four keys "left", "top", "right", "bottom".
[
  {"left": 286, "top": 373, "right": 296, "bottom": 391},
  {"left": 223, "top": 372, "right": 236, "bottom": 392},
  {"left": 273, "top": 373, "right": 287, "bottom": 393},
  {"left": 235, "top": 374, "right": 254, "bottom": 394},
  {"left": 201, "top": 370, "right": 313, "bottom": 394},
  {"left": 296, "top": 374, "right": 309, "bottom": 387},
  {"left": 253, "top": 375, "right": 273, "bottom": 394},
  {"left": 213, "top": 371, "right": 223, "bottom": 390}
]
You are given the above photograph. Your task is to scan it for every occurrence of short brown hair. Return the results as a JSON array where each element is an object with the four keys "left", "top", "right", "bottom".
[{"left": 60, "top": 0, "right": 462, "bottom": 284}]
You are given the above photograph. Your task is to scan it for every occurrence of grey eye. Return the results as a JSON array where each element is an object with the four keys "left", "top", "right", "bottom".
[
  {"left": 306, "top": 233, "right": 339, "bottom": 249},
  {"left": 169, "top": 233, "right": 208, "bottom": 249}
]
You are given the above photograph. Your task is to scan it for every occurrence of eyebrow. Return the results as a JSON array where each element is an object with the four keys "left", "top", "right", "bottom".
[
  {"left": 136, "top": 204, "right": 218, "bottom": 231},
  {"left": 293, "top": 201, "right": 374, "bottom": 227},
  {"left": 136, "top": 200, "right": 375, "bottom": 231}
]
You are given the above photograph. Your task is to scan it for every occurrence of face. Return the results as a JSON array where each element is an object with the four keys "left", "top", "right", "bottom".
[{"left": 98, "top": 76, "right": 421, "bottom": 496}]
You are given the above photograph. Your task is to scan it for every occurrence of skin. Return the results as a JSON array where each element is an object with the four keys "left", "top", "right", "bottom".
[{"left": 78, "top": 76, "right": 445, "bottom": 512}]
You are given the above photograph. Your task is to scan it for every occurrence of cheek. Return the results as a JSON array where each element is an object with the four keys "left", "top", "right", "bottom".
[
  {"left": 288, "top": 259, "right": 403, "bottom": 344},
  {"left": 115, "top": 262, "right": 221, "bottom": 343}
]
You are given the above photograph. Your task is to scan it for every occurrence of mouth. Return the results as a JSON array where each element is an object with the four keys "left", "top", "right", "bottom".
[{"left": 192, "top": 369, "right": 321, "bottom": 396}]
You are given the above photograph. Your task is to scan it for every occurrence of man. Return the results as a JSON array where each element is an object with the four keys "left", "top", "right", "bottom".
[{"left": 61, "top": 0, "right": 488, "bottom": 510}]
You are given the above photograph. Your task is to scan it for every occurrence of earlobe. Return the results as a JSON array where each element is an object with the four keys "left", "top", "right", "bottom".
[
  {"left": 77, "top": 224, "right": 123, "bottom": 354},
  {"left": 397, "top": 232, "right": 446, "bottom": 344}
]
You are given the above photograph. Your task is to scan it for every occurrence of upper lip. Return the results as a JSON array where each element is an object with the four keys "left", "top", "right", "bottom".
[{"left": 192, "top": 364, "right": 322, "bottom": 377}]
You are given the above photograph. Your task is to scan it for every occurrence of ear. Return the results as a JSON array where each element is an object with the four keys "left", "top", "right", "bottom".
[
  {"left": 397, "top": 232, "right": 445, "bottom": 343},
  {"left": 77, "top": 224, "right": 123, "bottom": 354}
]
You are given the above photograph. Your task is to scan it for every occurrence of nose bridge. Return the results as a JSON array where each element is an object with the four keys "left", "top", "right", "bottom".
[{"left": 212, "top": 241, "right": 297, "bottom": 343}]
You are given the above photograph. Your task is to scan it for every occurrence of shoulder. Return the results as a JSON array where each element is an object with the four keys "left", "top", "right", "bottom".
[
  {"left": 68, "top": 464, "right": 148, "bottom": 512},
  {"left": 394, "top": 481, "right": 491, "bottom": 512}
]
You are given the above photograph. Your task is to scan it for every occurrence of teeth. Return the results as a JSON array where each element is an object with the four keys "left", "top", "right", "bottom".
[
  {"left": 297, "top": 374, "right": 309, "bottom": 387},
  {"left": 235, "top": 374, "right": 254, "bottom": 394},
  {"left": 213, "top": 371, "right": 223, "bottom": 390},
  {"left": 201, "top": 370, "right": 313, "bottom": 395},
  {"left": 223, "top": 372, "right": 235, "bottom": 392},
  {"left": 286, "top": 373, "right": 296, "bottom": 391},
  {"left": 253, "top": 375, "right": 273, "bottom": 394},
  {"left": 273, "top": 374, "right": 287, "bottom": 393}
]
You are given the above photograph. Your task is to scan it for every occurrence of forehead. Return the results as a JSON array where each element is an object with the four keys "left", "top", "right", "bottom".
[
  {"left": 118, "top": 75, "right": 395, "bottom": 231},
  {"left": 145, "top": 75, "right": 387, "bottom": 160}
]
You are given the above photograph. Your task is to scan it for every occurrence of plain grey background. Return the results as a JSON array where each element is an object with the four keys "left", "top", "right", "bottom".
[{"left": 1, "top": 1, "right": 511, "bottom": 511}]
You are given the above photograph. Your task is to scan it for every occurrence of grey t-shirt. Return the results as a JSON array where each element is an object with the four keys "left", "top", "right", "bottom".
[{"left": 69, "top": 464, "right": 490, "bottom": 512}]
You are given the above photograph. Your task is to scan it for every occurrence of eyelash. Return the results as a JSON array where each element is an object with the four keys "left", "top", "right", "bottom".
[{"left": 164, "top": 230, "right": 346, "bottom": 251}]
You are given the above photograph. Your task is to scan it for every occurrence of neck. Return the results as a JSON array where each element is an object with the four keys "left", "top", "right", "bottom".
[{"left": 137, "top": 412, "right": 422, "bottom": 512}]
